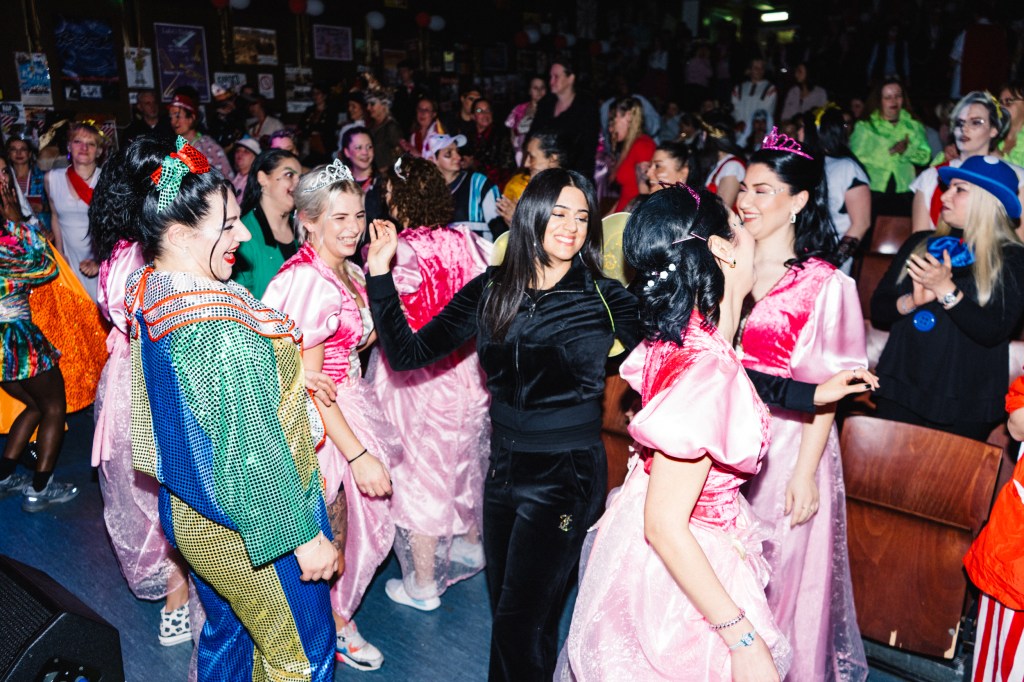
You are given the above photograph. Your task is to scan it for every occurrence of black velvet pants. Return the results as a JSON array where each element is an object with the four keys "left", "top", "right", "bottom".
[{"left": 482, "top": 436, "right": 607, "bottom": 682}]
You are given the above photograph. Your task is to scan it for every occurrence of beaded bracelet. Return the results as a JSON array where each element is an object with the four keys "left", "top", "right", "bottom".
[{"left": 709, "top": 608, "right": 745, "bottom": 631}]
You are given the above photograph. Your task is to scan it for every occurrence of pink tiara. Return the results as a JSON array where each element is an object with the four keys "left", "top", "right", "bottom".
[{"left": 761, "top": 127, "right": 814, "bottom": 160}]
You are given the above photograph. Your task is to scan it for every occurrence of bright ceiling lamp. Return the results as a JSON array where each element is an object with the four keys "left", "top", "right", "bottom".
[{"left": 761, "top": 11, "right": 789, "bottom": 22}]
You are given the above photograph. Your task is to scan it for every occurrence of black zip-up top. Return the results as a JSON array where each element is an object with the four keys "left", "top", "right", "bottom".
[{"left": 366, "top": 259, "right": 640, "bottom": 446}]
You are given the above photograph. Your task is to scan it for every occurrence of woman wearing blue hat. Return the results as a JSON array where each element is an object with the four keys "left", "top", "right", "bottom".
[{"left": 871, "top": 155, "right": 1024, "bottom": 439}]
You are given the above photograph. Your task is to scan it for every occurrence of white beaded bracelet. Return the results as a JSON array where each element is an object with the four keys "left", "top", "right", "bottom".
[
  {"left": 709, "top": 608, "right": 745, "bottom": 631},
  {"left": 294, "top": 533, "right": 323, "bottom": 557}
]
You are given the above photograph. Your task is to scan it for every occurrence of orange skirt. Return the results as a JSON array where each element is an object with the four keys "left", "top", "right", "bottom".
[{"left": 0, "top": 246, "right": 109, "bottom": 431}]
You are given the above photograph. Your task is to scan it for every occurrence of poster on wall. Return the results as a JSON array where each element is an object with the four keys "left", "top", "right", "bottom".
[
  {"left": 284, "top": 66, "right": 312, "bottom": 114},
  {"left": 312, "top": 25, "right": 353, "bottom": 62},
  {"left": 234, "top": 27, "right": 278, "bottom": 66},
  {"left": 153, "top": 23, "right": 211, "bottom": 102},
  {"left": 257, "top": 73, "right": 275, "bottom": 100},
  {"left": 15, "top": 52, "right": 53, "bottom": 106},
  {"left": 0, "top": 103, "right": 27, "bottom": 138},
  {"left": 54, "top": 17, "right": 120, "bottom": 101},
  {"left": 213, "top": 72, "right": 247, "bottom": 94},
  {"left": 125, "top": 47, "right": 155, "bottom": 89}
]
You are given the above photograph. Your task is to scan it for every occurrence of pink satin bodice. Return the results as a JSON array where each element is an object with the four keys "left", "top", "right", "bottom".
[
  {"left": 263, "top": 243, "right": 371, "bottom": 384},
  {"left": 740, "top": 258, "right": 867, "bottom": 384},
  {"left": 97, "top": 240, "right": 145, "bottom": 335},
  {"left": 620, "top": 313, "right": 772, "bottom": 531},
  {"left": 393, "top": 224, "right": 491, "bottom": 331}
]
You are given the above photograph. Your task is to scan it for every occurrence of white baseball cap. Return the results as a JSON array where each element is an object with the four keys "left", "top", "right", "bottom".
[{"left": 423, "top": 133, "right": 467, "bottom": 160}]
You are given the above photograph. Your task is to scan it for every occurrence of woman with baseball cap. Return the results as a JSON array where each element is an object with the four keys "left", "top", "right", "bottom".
[
  {"left": 871, "top": 155, "right": 1024, "bottom": 439},
  {"left": 424, "top": 133, "right": 503, "bottom": 240}
]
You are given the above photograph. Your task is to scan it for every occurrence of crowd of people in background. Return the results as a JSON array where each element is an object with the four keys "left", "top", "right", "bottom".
[{"left": 1, "top": 5, "right": 1024, "bottom": 681}]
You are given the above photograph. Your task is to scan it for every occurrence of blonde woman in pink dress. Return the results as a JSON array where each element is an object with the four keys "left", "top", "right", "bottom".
[
  {"left": 365, "top": 156, "right": 492, "bottom": 611},
  {"left": 736, "top": 131, "right": 869, "bottom": 681},
  {"left": 262, "top": 159, "right": 397, "bottom": 672},
  {"left": 87, "top": 142, "right": 191, "bottom": 647},
  {"left": 560, "top": 185, "right": 791, "bottom": 682}
]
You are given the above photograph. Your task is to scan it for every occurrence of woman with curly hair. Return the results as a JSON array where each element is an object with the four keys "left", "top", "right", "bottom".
[
  {"left": 365, "top": 154, "right": 492, "bottom": 612},
  {"left": 736, "top": 130, "right": 869, "bottom": 681}
]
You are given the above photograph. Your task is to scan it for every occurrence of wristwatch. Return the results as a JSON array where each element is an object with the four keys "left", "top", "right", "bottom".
[{"left": 939, "top": 287, "right": 961, "bottom": 308}]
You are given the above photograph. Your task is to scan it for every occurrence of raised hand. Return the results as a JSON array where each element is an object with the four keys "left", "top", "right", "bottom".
[{"left": 365, "top": 219, "right": 399, "bottom": 276}]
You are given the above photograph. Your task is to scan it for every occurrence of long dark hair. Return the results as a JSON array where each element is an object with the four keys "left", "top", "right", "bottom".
[
  {"left": 88, "top": 142, "right": 150, "bottom": 262},
  {"left": 524, "top": 128, "right": 569, "bottom": 168},
  {"left": 112, "top": 137, "right": 231, "bottom": 263},
  {"left": 691, "top": 110, "right": 742, "bottom": 187},
  {"left": 800, "top": 107, "right": 868, "bottom": 177},
  {"left": 482, "top": 168, "right": 603, "bottom": 340},
  {"left": 239, "top": 149, "right": 298, "bottom": 216},
  {"left": 748, "top": 146, "right": 838, "bottom": 268},
  {"left": 624, "top": 186, "right": 730, "bottom": 344}
]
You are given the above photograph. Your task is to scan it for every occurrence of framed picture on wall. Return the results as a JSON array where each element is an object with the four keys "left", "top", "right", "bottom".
[
  {"left": 54, "top": 17, "right": 120, "bottom": 101},
  {"left": 153, "top": 23, "right": 210, "bottom": 101},
  {"left": 234, "top": 27, "right": 278, "bottom": 66},
  {"left": 312, "top": 25, "right": 353, "bottom": 62}
]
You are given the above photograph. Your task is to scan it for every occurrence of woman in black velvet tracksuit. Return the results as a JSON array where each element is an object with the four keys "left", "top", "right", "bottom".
[
  {"left": 365, "top": 168, "right": 876, "bottom": 681},
  {"left": 366, "top": 168, "right": 636, "bottom": 681}
]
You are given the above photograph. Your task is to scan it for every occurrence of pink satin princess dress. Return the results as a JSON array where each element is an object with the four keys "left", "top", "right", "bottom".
[
  {"left": 739, "top": 258, "right": 869, "bottom": 681},
  {"left": 558, "top": 312, "right": 792, "bottom": 681},
  {"left": 93, "top": 240, "right": 187, "bottom": 600},
  {"left": 365, "top": 224, "right": 493, "bottom": 600},
  {"left": 263, "top": 242, "right": 399, "bottom": 621}
]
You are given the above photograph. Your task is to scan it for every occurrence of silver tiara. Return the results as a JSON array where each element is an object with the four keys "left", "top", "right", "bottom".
[{"left": 303, "top": 159, "right": 355, "bottom": 193}]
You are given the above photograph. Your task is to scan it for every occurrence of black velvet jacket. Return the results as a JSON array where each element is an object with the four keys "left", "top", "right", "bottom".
[
  {"left": 367, "top": 259, "right": 639, "bottom": 413},
  {"left": 366, "top": 258, "right": 817, "bottom": 421}
]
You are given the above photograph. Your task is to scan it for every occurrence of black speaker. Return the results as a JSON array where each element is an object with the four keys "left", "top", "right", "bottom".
[{"left": 0, "top": 555, "right": 124, "bottom": 682}]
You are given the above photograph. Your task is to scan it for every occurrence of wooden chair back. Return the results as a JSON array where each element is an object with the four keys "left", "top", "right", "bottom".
[
  {"left": 840, "top": 416, "right": 1002, "bottom": 658},
  {"left": 855, "top": 252, "right": 894, "bottom": 318},
  {"left": 871, "top": 216, "right": 912, "bottom": 254}
]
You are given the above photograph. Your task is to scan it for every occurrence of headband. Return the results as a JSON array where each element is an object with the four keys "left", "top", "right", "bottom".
[
  {"left": 303, "top": 158, "right": 355, "bottom": 194},
  {"left": 985, "top": 91, "right": 1005, "bottom": 123},
  {"left": 813, "top": 102, "right": 841, "bottom": 130},
  {"left": 150, "top": 136, "right": 211, "bottom": 212}
]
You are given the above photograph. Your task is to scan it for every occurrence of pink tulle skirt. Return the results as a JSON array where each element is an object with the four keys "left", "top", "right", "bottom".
[
  {"left": 366, "top": 347, "right": 490, "bottom": 600},
  {"left": 93, "top": 330, "right": 185, "bottom": 600},
  {"left": 557, "top": 463, "right": 792, "bottom": 681},
  {"left": 320, "top": 376, "right": 398, "bottom": 620},
  {"left": 744, "top": 410, "right": 868, "bottom": 681}
]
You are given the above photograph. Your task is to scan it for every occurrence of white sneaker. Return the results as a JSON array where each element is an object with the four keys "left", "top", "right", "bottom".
[
  {"left": 449, "top": 536, "right": 485, "bottom": 569},
  {"left": 336, "top": 620, "right": 383, "bottom": 671},
  {"left": 385, "top": 578, "right": 440, "bottom": 612},
  {"left": 22, "top": 479, "right": 79, "bottom": 513},
  {"left": 158, "top": 603, "right": 192, "bottom": 646}
]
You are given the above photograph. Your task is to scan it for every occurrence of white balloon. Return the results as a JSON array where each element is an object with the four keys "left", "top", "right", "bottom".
[
  {"left": 306, "top": 0, "right": 324, "bottom": 16},
  {"left": 525, "top": 28, "right": 541, "bottom": 44},
  {"left": 366, "top": 11, "right": 386, "bottom": 30},
  {"left": 565, "top": 33, "right": 576, "bottom": 46},
  {"left": 229, "top": 0, "right": 249, "bottom": 9},
  {"left": 428, "top": 15, "right": 445, "bottom": 32}
]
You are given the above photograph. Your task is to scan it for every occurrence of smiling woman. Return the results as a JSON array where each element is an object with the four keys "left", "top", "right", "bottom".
[
  {"left": 121, "top": 135, "right": 338, "bottom": 681},
  {"left": 364, "top": 168, "right": 639, "bottom": 681}
]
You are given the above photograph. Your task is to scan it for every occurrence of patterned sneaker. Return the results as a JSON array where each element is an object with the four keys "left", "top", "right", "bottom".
[
  {"left": 336, "top": 621, "right": 383, "bottom": 671},
  {"left": 0, "top": 473, "right": 29, "bottom": 498},
  {"left": 385, "top": 578, "right": 441, "bottom": 612},
  {"left": 22, "top": 480, "right": 79, "bottom": 513},
  {"left": 158, "top": 604, "right": 191, "bottom": 646}
]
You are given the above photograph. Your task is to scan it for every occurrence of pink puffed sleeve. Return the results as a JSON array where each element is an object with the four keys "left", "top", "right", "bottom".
[
  {"left": 391, "top": 238, "right": 423, "bottom": 295},
  {"left": 262, "top": 262, "right": 345, "bottom": 349},
  {"left": 98, "top": 241, "right": 145, "bottom": 333},
  {"left": 626, "top": 348, "right": 766, "bottom": 474},
  {"left": 789, "top": 270, "right": 867, "bottom": 384}
]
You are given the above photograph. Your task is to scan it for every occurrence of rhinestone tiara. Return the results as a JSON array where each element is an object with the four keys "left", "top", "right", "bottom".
[
  {"left": 303, "top": 159, "right": 355, "bottom": 193},
  {"left": 760, "top": 126, "right": 813, "bottom": 160}
]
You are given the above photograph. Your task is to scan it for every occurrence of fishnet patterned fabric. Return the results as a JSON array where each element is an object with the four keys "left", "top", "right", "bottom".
[{"left": 128, "top": 267, "right": 327, "bottom": 567}]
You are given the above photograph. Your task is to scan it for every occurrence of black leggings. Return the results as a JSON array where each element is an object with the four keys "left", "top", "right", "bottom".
[
  {"left": 482, "top": 437, "right": 607, "bottom": 682},
  {"left": 0, "top": 366, "right": 67, "bottom": 473}
]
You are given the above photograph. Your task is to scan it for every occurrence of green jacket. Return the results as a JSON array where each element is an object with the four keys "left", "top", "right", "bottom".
[
  {"left": 233, "top": 207, "right": 297, "bottom": 300},
  {"left": 1000, "top": 126, "right": 1024, "bottom": 167},
  {"left": 849, "top": 110, "right": 932, "bottom": 193}
]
